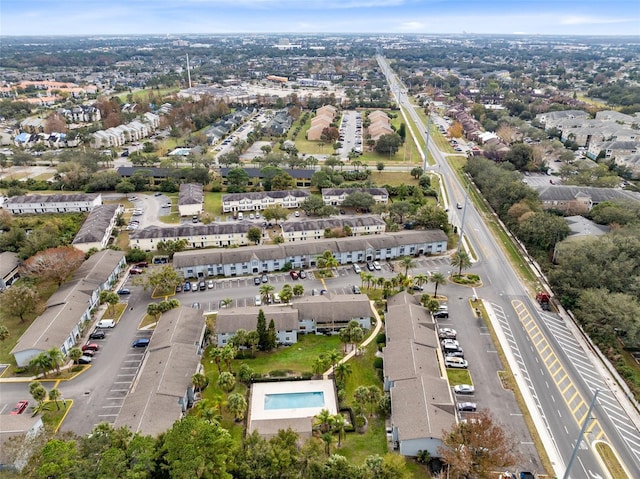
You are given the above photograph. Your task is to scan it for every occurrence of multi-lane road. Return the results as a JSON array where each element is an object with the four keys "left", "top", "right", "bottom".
[{"left": 376, "top": 54, "right": 640, "bottom": 478}]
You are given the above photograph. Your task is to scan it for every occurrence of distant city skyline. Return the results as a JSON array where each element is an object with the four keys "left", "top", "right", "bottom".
[{"left": 2, "top": 0, "right": 639, "bottom": 37}]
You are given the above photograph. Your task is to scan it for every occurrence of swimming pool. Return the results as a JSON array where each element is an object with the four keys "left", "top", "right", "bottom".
[{"left": 264, "top": 391, "right": 325, "bottom": 410}]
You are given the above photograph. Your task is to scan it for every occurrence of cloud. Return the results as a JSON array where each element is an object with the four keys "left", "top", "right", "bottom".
[
  {"left": 560, "top": 15, "right": 636, "bottom": 25},
  {"left": 398, "top": 21, "right": 424, "bottom": 31}
]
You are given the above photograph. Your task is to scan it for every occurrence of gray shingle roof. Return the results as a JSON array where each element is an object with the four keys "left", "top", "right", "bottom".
[
  {"left": 281, "top": 215, "right": 385, "bottom": 232},
  {"left": 173, "top": 230, "right": 447, "bottom": 269},
  {"left": 222, "top": 190, "right": 310, "bottom": 202},
  {"left": 5, "top": 193, "right": 98, "bottom": 205},
  {"left": 0, "top": 251, "right": 19, "bottom": 279},
  {"left": 131, "top": 222, "right": 255, "bottom": 239},
  {"left": 535, "top": 185, "right": 640, "bottom": 204},
  {"left": 179, "top": 183, "right": 204, "bottom": 206},
  {"left": 114, "top": 307, "right": 205, "bottom": 436},
  {"left": 72, "top": 204, "right": 119, "bottom": 245},
  {"left": 322, "top": 187, "right": 389, "bottom": 197},
  {"left": 216, "top": 307, "right": 299, "bottom": 333},
  {"left": 293, "top": 295, "right": 372, "bottom": 324},
  {"left": 219, "top": 168, "right": 315, "bottom": 180}
]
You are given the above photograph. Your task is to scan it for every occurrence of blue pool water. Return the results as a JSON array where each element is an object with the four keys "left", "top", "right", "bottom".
[{"left": 264, "top": 391, "right": 325, "bottom": 410}]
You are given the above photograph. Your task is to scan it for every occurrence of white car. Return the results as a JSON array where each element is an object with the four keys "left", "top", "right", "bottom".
[
  {"left": 97, "top": 319, "right": 116, "bottom": 328},
  {"left": 441, "top": 339, "right": 460, "bottom": 349},
  {"left": 438, "top": 328, "right": 457, "bottom": 339},
  {"left": 453, "top": 384, "right": 475, "bottom": 394},
  {"left": 207, "top": 280, "right": 214, "bottom": 289},
  {"left": 372, "top": 261, "right": 381, "bottom": 271},
  {"left": 445, "top": 357, "right": 468, "bottom": 369}
]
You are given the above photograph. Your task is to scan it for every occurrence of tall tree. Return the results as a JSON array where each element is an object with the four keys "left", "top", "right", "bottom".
[
  {"left": 226, "top": 393, "right": 247, "bottom": 421},
  {"left": 157, "top": 415, "right": 234, "bottom": 479},
  {"left": 430, "top": 272, "right": 447, "bottom": 298},
  {"left": 450, "top": 250, "right": 472, "bottom": 276},
  {"left": 267, "top": 319, "right": 277, "bottom": 350},
  {"left": 0, "top": 284, "right": 39, "bottom": 322},
  {"left": 100, "top": 290, "right": 120, "bottom": 316},
  {"left": 21, "top": 246, "right": 85, "bottom": 286},
  {"left": 256, "top": 309, "right": 268, "bottom": 351},
  {"left": 438, "top": 409, "right": 520, "bottom": 478}
]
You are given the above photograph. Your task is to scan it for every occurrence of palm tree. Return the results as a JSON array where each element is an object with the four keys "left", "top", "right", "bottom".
[
  {"left": 193, "top": 399, "right": 223, "bottom": 424},
  {"left": 321, "top": 431, "right": 334, "bottom": 456},
  {"left": 68, "top": 347, "right": 83, "bottom": 365},
  {"left": 279, "top": 284, "right": 293, "bottom": 304},
  {"left": 430, "top": 272, "right": 447, "bottom": 298},
  {"left": 259, "top": 284, "right": 275, "bottom": 303},
  {"left": 192, "top": 373, "right": 208, "bottom": 393},
  {"left": 333, "top": 362, "right": 352, "bottom": 385},
  {"left": 414, "top": 273, "right": 429, "bottom": 290},
  {"left": 375, "top": 276, "right": 384, "bottom": 290},
  {"left": 313, "top": 408, "right": 333, "bottom": 434},
  {"left": 326, "top": 350, "right": 342, "bottom": 370},
  {"left": 221, "top": 344, "right": 237, "bottom": 373},
  {"left": 359, "top": 271, "right": 367, "bottom": 287},
  {"left": 353, "top": 386, "right": 369, "bottom": 414},
  {"left": 29, "top": 352, "right": 52, "bottom": 378},
  {"left": 366, "top": 385, "right": 382, "bottom": 417},
  {"left": 221, "top": 297, "right": 233, "bottom": 309},
  {"left": 333, "top": 413, "right": 347, "bottom": 447},
  {"left": 47, "top": 348, "right": 65, "bottom": 376},
  {"left": 312, "top": 355, "right": 329, "bottom": 378},
  {"left": 399, "top": 256, "right": 415, "bottom": 277},
  {"left": 316, "top": 250, "right": 338, "bottom": 272},
  {"left": 48, "top": 388, "right": 62, "bottom": 410},
  {"left": 362, "top": 272, "right": 374, "bottom": 290},
  {"left": 217, "top": 371, "right": 236, "bottom": 393},
  {"left": 246, "top": 331, "right": 259, "bottom": 357},
  {"left": 209, "top": 347, "right": 223, "bottom": 374},
  {"left": 450, "top": 250, "right": 472, "bottom": 276},
  {"left": 227, "top": 393, "right": 247, "bottom": 421}
]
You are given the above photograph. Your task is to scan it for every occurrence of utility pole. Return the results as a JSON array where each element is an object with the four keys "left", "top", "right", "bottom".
[
  {"left": 457, "top": 184, "right": 470, "bottom": 254},
  {"left": 563, "top": 389, "right": 599, "bottom": 479},
  {"left": 424, "top": 114, "right": 431, "bottom": 171}
]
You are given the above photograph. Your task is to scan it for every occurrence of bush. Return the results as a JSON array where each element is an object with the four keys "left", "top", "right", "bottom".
[
  {"left": 373, "top": 357, "right": 384, "bottom": 369},
  {"left": 375, "top": 332, "right": 386, "bottom": 345},
  {"left": 269, "top": 369, "right": 290, "bottom": 377}
]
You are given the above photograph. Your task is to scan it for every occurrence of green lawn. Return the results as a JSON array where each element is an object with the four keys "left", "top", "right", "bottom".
[
  {"left": 343, "top": 341, "right": 383, "bottom": 408},
  {"left": 230, "top": 334, "right": 342, "bottom": 376},
  {"left": 337, "top": 416, "right": 388, "bottom": 462},
  {"left": 203, "top": 191, "right": 223, "bottom": 217}
]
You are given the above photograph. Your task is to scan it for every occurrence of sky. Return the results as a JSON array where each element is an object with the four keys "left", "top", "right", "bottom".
[{"left": 1, "top": 0, "right": 639, "bottom": 37}]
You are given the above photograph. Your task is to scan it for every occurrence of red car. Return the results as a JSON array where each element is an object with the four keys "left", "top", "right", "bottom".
[
  {"left": 11, "top": 400, "right": 28, "bottom": 415},
  {"left": 130, "top": 267, "right": 143, "bottom": 274},
  {"left": 82, "top": 342, "right": 100, "bottom": 352},
  {"left": 289, "top": 270, "right": 299, "bottom": 280}
]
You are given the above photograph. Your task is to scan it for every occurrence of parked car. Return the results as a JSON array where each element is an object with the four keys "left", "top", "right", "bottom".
[
  {"left": 457, "top": 402, "right": 477, "bottom": 412},
  {"left": 438, "top": 328, "right": 457, "bottom": 339},
  {"left": 255, "top": 295, "right": 262, "bottom": 306},
  {"left": 352, "top": 264, "right": 362, "bottom": 274},
  {"left": 81, "top": 349, "right": 96, "bottom": 357},
  {"left": 352, "top": 285, "right": 361, "bottom": 294},
  {"left": 117, "top": 288, "right": 131, "bottom": 295},
  {"left": 89, "top": 330, "right": 106, "bottom": 340},
  {"left": 445, "top": 349, "right": 465, "bottom": 358},
  {"left": 132, "top": 338, "right": 150, "bottom": 348},
  {"left": 184, "top": 281, "right": 191, "bottom": 292},
  {"left": 372, "top": 261, "right": 381, "bottom": 271},
  {"left": 433, "top": 310, "right": 449, "bottom": 319},
  {"left": 412, "top": 285, "right": 424, "bottom": 291},
  {"left": 82, "top": 343, "right": 100, "bottom": 352},
  {"left": 253, "top": 277, "right": 261, "bottom": 286},
  {"left": 78, "top": 355, "right": 93, "bottom": 364},
  {"left": 273, "top": 293, "right": 281, "bottom": 303},
  {"left": 198, "top": 281, "right": 206, "bottom": 291},
  {"left": 453, "top": 384, "right": 475, "bottom": 395},
  {"left": 207, "top": 279, "right": 214, "bottom": 289},
  {"left": 135, "top": 261, "right": 148, "bottom": 268},
  {"left": 441, "top": 339, "right": 460, "bottom": 349},
  {"left": 191, "top": 303, "right": 200, "bottom": 309},
  {"left": 175, "top": 283, "right": 182, "bottom": 293},
  {"left": 444, "top": 357, "right": 468, "bottom": 369},
  {"left": 289, "top": 270, "right": 299, "bottom": 280},
  {"left": 130, "top": 267, "right": 143, "bottom": 275},
  {"left": 97, "top": 319, "right": 116, "bottom": 328},
  {"left": 261, "top": 273, "right": 269, "bottom": 283},
  {"left": 299, "top": 270, "right": 307, "bottom": 279},
  {"left": 366, "top": 262, "right": 375, "bottom": 271},
  {"left": 11, "top": 400, "right": 28, "bottom": 415}
]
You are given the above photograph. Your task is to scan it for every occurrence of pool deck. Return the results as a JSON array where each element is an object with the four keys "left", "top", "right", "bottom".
[{"left": 248, "top": 379, "right": 338, "bottom": 437}]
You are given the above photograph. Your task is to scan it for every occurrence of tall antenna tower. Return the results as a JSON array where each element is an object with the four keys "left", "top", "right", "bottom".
[{"left": 186, "top": 54, "right": 192, "bottom": 89}]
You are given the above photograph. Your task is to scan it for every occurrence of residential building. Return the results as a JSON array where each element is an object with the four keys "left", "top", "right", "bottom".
[
  {"left": 222, "top": 190, "right": 310, "bottom": 213},
  {"left": 219, "top": 168, "right": 314, "bottom": 188},
  {"left": 535, "top": 110, "right": 590, "bottom": 129},
  {"left": 0, "top": 251, "right": 20, "bottom": 291},
  {"left": 178, "top": 183, "right": 204, "bottom": 217},
  {"left": 215, "top": 294, "right": 372, "bottom": 345},
  {"left": 129, "top": 223, "right": 259, "bottom": 251},
  {"left": 0, "top": 415, "right": 44, "bottom": 472},
  {"left": 3, "top": 193, "right": 101, "bottom": 215},
  {"left": 281, "top": 215, "right": 386, "bottom": 242},
  {"left": 71, "top": 204, "right": 123, "bottom": 252},
  {"left": 384, "top": 292, "right": 456, "bottom": 457},
  {"left": 172, "top": 230, "right": 448, "bottom": 278},
  {"left": 322, "top": 187, "right": 389, "bottom": 205},
  {"left": 11, "top": 250, "right": 126, "bottom": 367},
  {"left": 216, "top": 307, "right": 299, "bottom": 346},
  {"left": 114, "top": 307, "right": 206, "bottom": 436},
  {"left": 534, "top": 185, "right": 640, "bottom": 214}
]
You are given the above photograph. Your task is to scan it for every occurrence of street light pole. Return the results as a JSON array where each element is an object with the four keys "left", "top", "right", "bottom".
[
  {"left": 457, "top": 184, "right": 470, "bottom": 254},
  {"left": 562, "top": 389, "right": 599, "bottom": 479},
  {"left": 424, "top": 114, "right": 431, "bottom": 171}
]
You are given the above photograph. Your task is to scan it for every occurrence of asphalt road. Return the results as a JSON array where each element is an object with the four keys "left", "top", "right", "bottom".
[{"left": 376, "top": 54, "right": 640, "bottom": 477}]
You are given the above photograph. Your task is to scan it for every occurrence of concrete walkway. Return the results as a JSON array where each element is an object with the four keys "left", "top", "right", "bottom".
[{"left": 322, "top": 300, "right": 383, "bottom": 380}]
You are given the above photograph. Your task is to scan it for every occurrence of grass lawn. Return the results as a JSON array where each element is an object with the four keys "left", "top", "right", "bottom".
[
  {"left": 368, "top": 170, "right": 417, "bottom": 187},
  {"left": 0, "top": 279, "right": 59, "bottom": 367},
  {"left": 41, "top": 401, "right": 72, "bottom": 433},
  {"left": 343, "top": 341, "right": 382, "bottom": 408},
  {"left": 203, "top": 191, "right": 223, "bottom": 217},
  {"left": 231, "top": 334, "right": 342, "bottom": 376},
  {"left": 446, "top": 368, "right": 472, "bottom": 385},
  {"left": 115, "top": 87, "right": 179, "bottom": 103},
  {"left": 336, "top": 416, "right": 388, "bottom": 463},
  {"left": 101, "top": 303, "right": 128, "bottom": 321}
]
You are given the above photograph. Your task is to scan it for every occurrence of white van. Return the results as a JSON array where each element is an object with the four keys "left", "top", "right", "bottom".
[
  {"left": 445, "top": 357, "right": 468, "bottom": 369},
  {"left": 238, "top": 212, "right": 244, "bottom": 220},
  {"left": 254, "top": 295, "right": 262, "bottom": 306},
  {"left": 353, "top": 264, "right": 362, "bottom": 274},
  {"left": 97, "top": 319, "right": 116, "bottom": 328}
]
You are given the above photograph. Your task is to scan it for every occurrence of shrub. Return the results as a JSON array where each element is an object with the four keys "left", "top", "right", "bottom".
[
  {"left": 375, "top": 332, "right": 386, "bottom": 345},
  {"left": 373, "top": 357, "right": 384, "bottom": 369}
]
